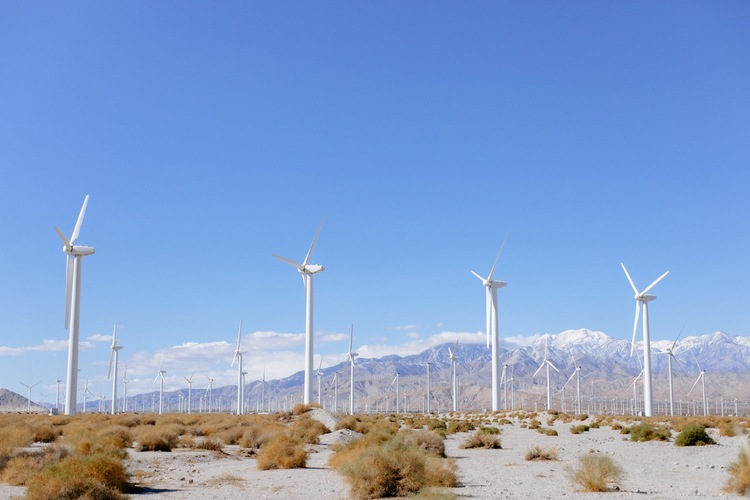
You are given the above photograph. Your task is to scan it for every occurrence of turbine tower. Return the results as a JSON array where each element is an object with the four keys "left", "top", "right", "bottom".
[
  {"left": 122, "top": 365, "right": 128, "bottom": 412},
  {"left": 55, "top": 195, "right": 95, "bottom": 415},
  {"left": 316, "top": 359, "right": 324, "bottom": 405},
  {"left": 471, "top": 239, "right": 507, "bottom": 411},
  {"left": 273, "top": 217, "right": 325, "bottom": 405},
  {"left": 154, "top": 352, "right": 166, "bottom": 415},
  {"left": 108, "top": 324, "right": 123, "bottom": 415},
  {"left": 448, "top": 341, "right": 459, "bottom": 412},
  {"left": 659, "top": 331, "right": 682, "bottom": 416},
  {"left": 205, "top": 376, "right": 214, "bottom": 413},
  {"left": 20, "top": 381, "right": 40, "bottom": 413},
  {"left": 532, "top": 337, "right": 559, "bottom": 411},
  {"left": 184, "top": 373, "right": 194, "bottom": 414},
  {"left": 347, "top": 325, "right": 358, "bottom": 415},
  {"left": 387, "top": 373, "right": 400, "bottom": 414},
  {"left": 424, "top": 346, "right": 442, "bottom": 414},
  {"left": 231, "top": 321, "right": 247, "bottom": 415},
  {"left": 621, "top": 263, "right": 669, "bottom": 417},
  {"left": 500, "top": 363, "right": 508, "bottom": 410},
  {"left": 688, "top": 352, "right": 708, "bottom": 416}
]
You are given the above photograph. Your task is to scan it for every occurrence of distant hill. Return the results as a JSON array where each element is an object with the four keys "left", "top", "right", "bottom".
[{"left": 0, "top": 388, "right": 48, "bottom": 413}]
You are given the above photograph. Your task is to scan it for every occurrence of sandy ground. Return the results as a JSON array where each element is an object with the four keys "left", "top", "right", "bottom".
[{"left": 0, "top": 413, "right": 746, "bottom": 499}]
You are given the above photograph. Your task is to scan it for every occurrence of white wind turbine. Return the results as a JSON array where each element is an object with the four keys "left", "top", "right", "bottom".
[
  {"left": 108, "top": 324, "right": 123, "bottom": 415},
  {"left": 231, "top": 321, "right": 247, "bottom": 415},
  {"left": 471, "top": 240, "right": 507, "bottom": 411},
  {"left": 621, "top": 263, "right": 669, "bottom": 417},
  {"left": 184, "top": 373, "right": 194, "bottom": 414},
  {"left": 327, "top": 362, "right": 341, "bottom": 413},
  {"left": 205, "top": 376, "right": 214, "bottom": 413},
  {"left": 154, "top": 352, "right": 166, "bottom": 415},
  {"left": 20, "top": 381, "right": 40, "bottom": 413},
  {"left": 386, "top": 373, "right": 400, "bottom": 414},
  {"left": 448, "top": 341, "right": 459, "bottom": 412},
  {"left": 273, "top": 217, "right": 325, "bottom": 405},
  {"left": 316, "top": 359, "right": 324, "bottom": 405},
  {"left": 658, "top": 330, "right": 682, "bottom": 416},
  {"left": 688, "top": 352, "right": 708, "bottom": 416},
  {"left": 55, "top": 378, "right": 62, "bottom": 413},
  {"left": 55, "top": 195, "right": 95, "bottom": 415},
  {"left": 347, "top": 325, "right": 358, "bottom": 415},
  {"left": 260, "top": 369, "right": 266, "bottom": 413},
  {"left": 122, "top": 365, "right": 128, "bottom": 412},
  {"left": 500, "top": 363, "right": 508, "bottom": 410},
  {"left": 532, "top": 336, "right": 559, "bottom": 411},
  {"left": 424, "top": 346, "right": 442, "bottom": 414},
  {"left": 82, "top": 377, "right": 91, "bottom": 413}
]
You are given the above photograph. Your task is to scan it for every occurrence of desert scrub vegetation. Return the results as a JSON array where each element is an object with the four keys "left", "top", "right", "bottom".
[
  {"left": 565, "top": 452, "right": 624, "bottom": 492},
  {"left": 460, "top": 430, "right": 501, "bottom": 449},
  {"left": 537, "top": 427, "right": 558, "bottom": 436},
  {"left": 622, "top": 422, "right": 670, "bottom": 442},
  {"left": 330, "top": 427, "right": 456, "bottom": 499},
  {"left": 674, "top": 423, "right": 716, "bottom": 446},
  {"left": 257, "top": 433, "right": 308, "bottom": 470},
  {"left": 525, "top": 445, "right": 558, "bottom": 461},
  {"left": 570, "top": 424, "right": 589, "bottom": 435},
  {"left": 724, "top": 441, "right": 750, "bottom": 495},
  {"left": 288, "top": 415, "right": 329, "bottom": 445},
  {"left": 25, "top": 452, "right": 130, "bottom": 500}
]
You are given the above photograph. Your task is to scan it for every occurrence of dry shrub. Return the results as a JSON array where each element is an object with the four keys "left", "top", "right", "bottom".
[
  {"left": 25, "top": 452, "right": 129, "bottom": 500},
  {"left": 239, "top": 421, "right": 285, "bottom": 449},
  {"left": 215, "top": 427, "right": 244, "bottom": 445},
  {"left": 195, "top": 437, "right": 224, "bottom": 452},
  {"left": 525, "top": 445, "right": 558, "bottom": 461},
  {"left": 291, "top": 402, "right": 321, "bottom": 416},
  {"left": 627, "top": 422, "right": 670, "bottom": 442},
  {"left": 135, "top": 427, "right": 179, "bottom": 452},
  {"left": 565, "top": 453, "right": 623, "bottom": 492},
  {"left": 674, "top": 423, "right": 716, "bottom": 446},
  {"left": 289, "top": 416, "right": 329, "bottom": 445},
  {"left": 719, "top": 421, "right": 742, "bottom": 437},
  {"left": 0, "top": 445, "right": 70, "bottom": 485},
  {"left": 460, "top": 431, "right": 501, "bottom": 450},
  {"left": 400, "top": 430, "right": 445, "bottom": 457},
  {"left": 725, "top": 441, "right": 750, "bottom": 495},
  {"left": 538, "top": 427, "right": 558, "bottom": 436},
  {"left": 446, "top": 420, "right": 474, "bottom": 434},
  {"left": 0, "top": 423, "right": 35, "bottom": 450},
  {"left": 411, "top": 487, "right": 457, "bottom": 500},
  {"left": 256, "top": 434, "right": 307, "bottom": 470},
  {"left": 570, "top": 424, "right": 589, "bottom": 435},
  {"left": 30, "top": 423, "right": 59, "bottom": 443}
]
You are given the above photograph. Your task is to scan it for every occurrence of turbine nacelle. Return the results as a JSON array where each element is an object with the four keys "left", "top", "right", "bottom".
[
  {"left": 303, "top": 264, "right": 324, "bottom": 274},
  {"left": 638, "top": 294, "right": 657, "bottom": 303}
]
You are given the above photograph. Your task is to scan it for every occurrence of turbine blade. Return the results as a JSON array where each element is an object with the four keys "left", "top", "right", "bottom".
[
  {"left": 236, "top": 320, "right": 242, "bottom": 351},
  {"left": 641, "top": 270, "right": 669, "bottom": 296},
  {"left": 273, "top": 253, "right": 303, "bottom": 270},
  {"left": 532, "top": 362, "right": 545, "bottom": 378},
  {"left": 691, "top": 351, "right": 703, "bottom": 372},
  {"left": 303, "top": 216, "right": 325, "bottom": 266},
  {"left": 485, "top": 290, "right": 491, "bottom": 348},
  {"left": 547, "top": 360, "right": 560, "bottom": 373},
  {"left": 487, "top": 236, "right": 507, "bottom": 281},
  {"left": 64, "top": 255, "right": 73, "bottom": 329},
  {"left": 349, "top": 324, "right": 353, "bottom": 353},
  {"left": 108, "top": 350, "right": 115, "bottom": 379},
  {"left": 54, "top": 226, "right": 72, "bottom": 251},
  {"left": 621, "top": 263, "right": 639, "bottom": 295},
  {"left": 687, "top": 374, "right": 701, "bottom": 395},
  {"left": 70, "top": 195, "right": 89, "bottom": 245},
  {"left": 630, "top": 301, "right": 641, "bottom": 357},
  {"left": 564, "top": 370, "right": 576, "bottom": 387},
  {"left": 470, "top": 270, "right": 485, "bottom": 282},
  {"left": 111, "top": 324, "right": 117, "bottom": 348}
]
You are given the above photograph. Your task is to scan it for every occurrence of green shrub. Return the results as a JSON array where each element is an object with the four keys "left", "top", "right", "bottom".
[
  {"left": 627, "top": 423, "right": 670, "bottom": 442},
  {"left": 674, "top": 424, "right": 716, "bottom": 446},
  {"left": 538, "top": 427, "right": 558, "bottom": 436},
  {"left": 570, "top": 425, "right": 589, "bottom": 435},
  {"left": 565, "top": 453, "right": 624, "bottom": 492},
  {"left": 25, "top": 452, "right": 129, "bottom": 500}
]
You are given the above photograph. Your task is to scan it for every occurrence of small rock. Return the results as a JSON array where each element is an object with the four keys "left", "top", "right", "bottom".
[{"left": 188, "top": 479, "right": 194, "bottom": 484}]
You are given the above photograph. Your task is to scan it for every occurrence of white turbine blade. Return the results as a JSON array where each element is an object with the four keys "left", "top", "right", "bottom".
[
  {"left": 691, "top": 351, "right": 703, "bottom": 372},
  {"left": 470, "top": 270, "right": 485, "bottom": 282},
  {"left": 386, "top": 375, "right": 398, "bottom": 392},
  {"left": 70, "top": 195, "right": 89, "bottom": 245},
  {"left": 630, "top": 301, "right": 641, "bottom": 357},
  {"left": 547, "top": 360, "right": 560, "bottom": 373},
  {"left": 532, "top": 362, "right": 545, "bottom": 378},
  {"left": 641, "top": 270, "right": 669, "bottom": 296},
  {"left": 564, "top": 370, "right": 576, "bottom": 387},
  {"left": 154, "top": 372, "right": 161, "bottom": 383},
  {"left": 453, "top": 340, "right": 459, "bottom": 356},
  {"left": 54, "top": 226, "right": 72, "bottom": 251},
  {"left": 64, "top": 255, "right": 73, "bottom": 329},
  {"left": 303, "top": 216, "right": 325, "bottom": 266},
  {"left": 485, "top": 290, "right": 491, "bottom": 348},
  {"left": 273, "top": 253, "right": 303, "bottom": 270},
  {"left": 318, "top": 357, "right": 323, "bottom": 371},
  {"left": 687, "top": 373, "right": 702, "bottom": 395},
  {"left": 158, "top": 351, "right": 164, "bottom": 371},
  {"left": 621, "top": 263, "right": 639, "bottom": 295},
  {"left": 348, "top": 325, "right": 354, "bottom": 354},
  {"left": 108, "top": 349, "right": 115, "bottom": 379},
  {"left": 111, "top": 324, "right": 117, "bottom": 348},
  {"left": 487, "top": 236, "right": 507, "bottom": 281},
  {"left": 236, "top": 320, "right": 243, "bottom": 351}
]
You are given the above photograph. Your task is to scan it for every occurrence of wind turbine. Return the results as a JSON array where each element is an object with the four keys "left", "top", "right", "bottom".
[
  {"left": 471, "top": 239, "right": 507, "bottom": 411},
  {"left": 532, "top": 336, "right": 559, "bottom": 411},
  {"left": 316, "top": 359, "right": 324, "bottom": 405},
  {"left": 231, "top": 321, "right": 247, "bottom": 415},
  {"left": 621, "top": 263, "right": 669, "bottom": 417},
  {"left": 122, "top": 365, "right": 128, "bottom": 412},
  {"left": 425, "top": 346, "right": 442, "bottom": 414},
  {"left": 20, "top": 381, "right": 40, "bottom": 413},
  {"left": 154, "top": 352, "right": 166, "bottom": 415},
  {"left": 260, "top": 369, "right": 266, "bottom": 413},
  {"left": 55, "top": 195, "right": 95, "bottom": 415},
  {"left": 448, "top": 341, "right": 459, "bottom": 412},
  {"left": 108, "top": 324, "right": 123, "bottom": 415},
  {"left": 184, "top": 373, "right": 194, "bottom": 414},
  {"left": 500, "top": 364, "right": 508, "bottom": 410},
  {"left": 688, "top": 352, "right": 708, "bottom": 416},
  {"left": 55, "top": 378, "right": 62, "bottom": 413},
  {"left": 347, "top": 325, "right": 358, "bottom": 415},
  {"left": 327, "top": 362, "right": 341, "bottom": 413},
  {"left": 82, "top": 377, "right": 91, "bottom": 413},
  {"left": 273, "top": 217, "right": 325, "bottom": 405},
  {"left": 387, "top": 373, "right": 400, "bottom": 414},
  {"left": 205, "top": 376, "right": 214, "bottom": 413},
  {"left": 658, "top": 330, "right": 682, "bottom": 416}
]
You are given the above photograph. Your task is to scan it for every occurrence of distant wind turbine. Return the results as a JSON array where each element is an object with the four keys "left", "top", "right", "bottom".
[
  {"left": 154, "top": 352, "right": 166, "bottom": 415},
  {"left": 316, "top": 359, "right": 324, "bottom": 405},
  {"left": 108, "top": 324, "right": 123, "bottom": 415},
  {"left": 532, "top": 336, "right": 559, "bottom": 410},
  {"left": 327, "top": 362, "right": 341, "bottom": 413},
  {"left": 231, "top": 321, "right": 247, "bottom": 415},
  {"left": 205, "top": 376, "right": 214, "bottom": 413},
  {"left": 621, "top": 263, "right": 669, "bottom": 417},
  {"left": 20, "top": 381, "right": 40, "bottom": 413},
  {"left": 184, "top": 373, "right": 194, "bottom": 414},
  {"left": 55, "top": 195, "right": 95, "bottom": 415},
  {"left": 425, "top": 346, "right": 442, "bottom": 414},
  {"left": 273, "top": 217, "right": 326, "bottom": 405},
  {"left": 387, "top": 373, "right": 400, "bottom": 414},
  {"left": 471, "top": 238, "right": 507, "bottom": 411},
  {"left": 658, "top": 329, "right": 682, "bottom": 416},
  {"left": 55, "top": 378, "right": 62, "bottom": 413},
  {"left": 688, "top": 351, "right": 708, "bottom": 416},
  {"left": 122, "top": 365, "right": 128, "bottom": 412},
  {"left": 347, "top": 325, "right": 358, "bottom": 415},
  {"left": 448, "top": 341, "right": 459, "bottom": 412},
  {"left": 500, "top": 363, "right": 508, "bottom": 410}
]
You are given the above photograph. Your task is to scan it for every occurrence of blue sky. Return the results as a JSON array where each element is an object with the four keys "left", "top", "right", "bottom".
[{"left": 1, "top": 2, "right": 748, "bottom": 403}]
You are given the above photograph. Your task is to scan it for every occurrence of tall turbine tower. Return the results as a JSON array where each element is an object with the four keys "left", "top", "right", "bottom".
[
  {"left": 122, "top": 365, "right": 128, "bottom": 412},
  {"left": 448, "top": 341, "right": 459, "bottom": 412},
  {"left": 621, "top": 263, "right": 669, "bottom": 417},
  {"left": 387, "top": 373, "right": 400, "bottom": 414},
  {"left": 316, "top": 359, "right": 324, "bottom": 405},
  {"left": 471, "top": 240, "right": 507, "bottom": 411},
  {"left": 659, "top": 331, "right": 681, "bottom": 416},
  {"left": 184, "top": 373, "right": 194, "bottom": 414},
  {"left": 532, "top": 337, "right": 559, "bottom": 410},
  {"left": 154, "top": 352, "right": 166, "bottom": 415},
  {"left": 347, "top": 326, "right": 358, "bottom": 415},
  {"left": 231, "top": 321, "right": 247, "bottom": 415},
  {"left": 688, "top": 352, "right": 708, "bottom": 416},
  {"left": 108, "top": 324, "right": 123, "bottom": 415},
  {"left": 55, "top": 195, "right": 95, "bottom": 415},
  {"left": 273, "top": 217, "right": 325, "bottom": 405}
]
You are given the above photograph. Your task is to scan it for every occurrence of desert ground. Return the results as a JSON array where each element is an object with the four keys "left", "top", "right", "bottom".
[{"left": 0, "top": 410, "right": 746, "bottom": 499}]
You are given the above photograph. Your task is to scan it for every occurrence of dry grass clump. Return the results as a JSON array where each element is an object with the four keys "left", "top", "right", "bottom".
[
  {"left": 725, "top": 441, "right": 750, "bottom": 495},
  {"left": 400, "top": 430, "right": 446, "bottom": 457},
  {"left": 0, "top": 445, "right": 70, "bottom": 486},
  {"left": 624, "top": 422, "right": 671, "bottom": 442},
  {"left": 291, "top": 402, "right": 321, "bottom": 416},
  {"left": 330, "top": 429, "right": 456, "bottom": 499},
  {"left": 195, "top": 437, "right": 224, "bottom": 452},
  {"left": 570, "top": 424, "right": 589, "bottom": 435},
  {"left": 25, "top": 452, "right": 129, "bottom": 500},
  {"left": 289, "top": 415, "right": 329, "bottom": 445},
  {"left": 674, "top": 423, "right": 716, "bottom": 446},
  {"left": 525, "top": 445, "right": 558, "bottom": 461},
  {"left": 134, "top": 427, "right": 179, "bottom": 452},
  {"left": 446, "top": 420, "right": 474, "bottom": 434},
  {"left": 565, "top": 452, "right": 624, "bottom": 492},
  {"left": 537, "top": 427, "right": 558, "bottom": 436},
  {"left": 459, "top": 430, "right": 501, "bottom": 450},
  {"left": 256, "top": 434, "right": 308, "bottom": 470}
]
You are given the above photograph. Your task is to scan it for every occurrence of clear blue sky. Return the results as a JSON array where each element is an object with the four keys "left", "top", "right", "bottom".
[{"left": 1, "top": 2, "right": 748, "bottom": 402}]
